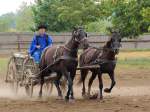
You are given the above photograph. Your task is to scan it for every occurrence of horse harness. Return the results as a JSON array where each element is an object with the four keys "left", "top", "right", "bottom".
[
  {"left": 35, "top": 45, "right": 78, "bottom": 77},
  {"left": 53, "top": 45, "right": 78, "bottom": 64},
  {"left": 91, "top": 58, "right": 117, "bottom": 65},
  {"left": 51, "top": 32, "right": 87, "bottom": 63},
  {"left": 86, "top": 45, "right": 119, "bottom": 65},
  {"left": 89, "top": 46, "right": 118, "bottom": 52},
  {"left": 79, "top": 46, "right": 118, "bottom": 68}
]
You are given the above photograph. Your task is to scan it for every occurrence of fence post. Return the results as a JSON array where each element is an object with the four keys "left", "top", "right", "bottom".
[
  {"left": 17, "top": 33, "right": 21, "bottom": 52},
  {"left": 134, "top": 40, "right": 138, "bottom": 49}
]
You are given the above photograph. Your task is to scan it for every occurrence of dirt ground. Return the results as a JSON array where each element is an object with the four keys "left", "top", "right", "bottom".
[{"left": 0, "top": 66, "right": 150, "bottom": 112}]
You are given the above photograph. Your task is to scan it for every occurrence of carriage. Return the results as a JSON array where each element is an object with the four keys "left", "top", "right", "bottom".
[
  {"left": 5, "top": 51, "right": 100, "bottom": 98},
  {"left": 5, "top": 52, "right": 54, "bottom": 97}
]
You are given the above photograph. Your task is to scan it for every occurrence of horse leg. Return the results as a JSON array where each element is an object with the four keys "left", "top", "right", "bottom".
[
  {"left": 54, "top": 73, "right": 63, "bottom": 99},
  {"left": 63, "top": 71, "right": 72, "bottom": 102},
  {"left": 39, "top": 75, "right": 44, "bottom": 98},
  {"left": 98, "top": 72, "right": 103, "bottom": 100},
  {"left": 104, "top": 71, "right": 116, "bottom": 93},
  {"left": 80, "top": 70, "right": 88, "bottom": 97},
  {"left": 87, "top": 71, "right": 97, "bottom": 96},
  {"left": 70, "top": 69, "right": 76, "bottom": 100}
]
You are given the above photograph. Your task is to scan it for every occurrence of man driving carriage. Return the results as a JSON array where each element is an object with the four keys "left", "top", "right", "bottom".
[{"left": 28, "top": 24, "right": 53, "bottom": 64}]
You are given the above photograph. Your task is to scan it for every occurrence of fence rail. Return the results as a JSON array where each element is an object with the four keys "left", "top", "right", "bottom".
[{"left": 0, "top": 32, "right": 150, "bottom": 54}]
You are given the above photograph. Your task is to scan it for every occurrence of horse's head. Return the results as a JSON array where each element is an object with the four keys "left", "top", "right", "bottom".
[
  {"left": 109, "top": 30, "right": 122, "bottom": 54},
  {"left": 72, "top": 27, "right": 89, "bottom": 49}
]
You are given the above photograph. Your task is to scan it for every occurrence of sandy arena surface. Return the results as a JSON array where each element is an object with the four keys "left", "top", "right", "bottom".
[{"left": 0, "top": 67, "right": 150, "bottom": 112}]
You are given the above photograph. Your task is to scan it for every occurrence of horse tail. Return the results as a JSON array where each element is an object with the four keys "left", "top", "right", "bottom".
[
  {"left": 77, "top": 52, "right": 87, "bottom": 85},
  {"left": 77, "top": 69, "right": 88, "bottom": 85}
]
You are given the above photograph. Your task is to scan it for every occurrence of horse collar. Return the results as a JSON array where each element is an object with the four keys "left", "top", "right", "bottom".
[
  {"left": 63, "top": 45, "right": 78, "bottom": 52},
  {"left": 64, "top": 46, "right": 71, "bottom": 51}
]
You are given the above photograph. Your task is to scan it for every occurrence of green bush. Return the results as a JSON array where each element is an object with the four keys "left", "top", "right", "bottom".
[{"left": 86, "top": 19, "right": 112, "bottom": 34}]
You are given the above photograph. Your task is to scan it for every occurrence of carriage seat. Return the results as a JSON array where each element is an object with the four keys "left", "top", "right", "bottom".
[
  {"left": 13, "top": 53, "right": 26, "bottom": 58},
  {"left": 13, "top": 52, "right": 33, "bottom": 59}
]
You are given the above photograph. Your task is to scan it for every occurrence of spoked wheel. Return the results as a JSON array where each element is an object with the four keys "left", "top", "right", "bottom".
[
  {"left": 24, "top": 69, "right": 34, "bottom": 97},
  {"left": 6, "top": 57, "right": 19, "bottom": 94},
  {"left": 22, "top": 57, "right": 36, "bottom": 97}
]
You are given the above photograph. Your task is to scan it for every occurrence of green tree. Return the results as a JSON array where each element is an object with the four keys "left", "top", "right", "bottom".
[
  {"left": 0, "top": 13, "right": 16, "bottom": 32},
  {"left": 32, "top": 0, "right": 67, "bottom": 32},
  {"left": 140, "top": 6, "right": 150, "bottom": 32},
  {"left": 57, "top": 0, "right": 100, "bottom": 27},
  {"left": 100, "top": 0, "right": 150, "bottom": 38},
  {"left": 16, "top": 2, "right": 34, "bottom": 31},
  {"left": 32, "top": 0, "right": 101, "bottom": 32}
]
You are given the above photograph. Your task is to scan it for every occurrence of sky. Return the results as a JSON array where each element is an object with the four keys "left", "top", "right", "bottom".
[{"left": 0, "top": 0, "right": 35, "bottom": 16}]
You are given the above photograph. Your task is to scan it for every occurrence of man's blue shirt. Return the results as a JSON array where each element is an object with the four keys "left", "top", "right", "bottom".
[{"left": 29, "top": 33, "right": 53, "bottom": 55}]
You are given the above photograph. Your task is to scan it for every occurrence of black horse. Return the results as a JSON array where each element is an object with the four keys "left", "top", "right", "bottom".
[
  {"left": 39, "top": 27, "right": 89, "bottom": 101},
  {"left": 79, "top": 31, "right": 121, "bottom": 100}
]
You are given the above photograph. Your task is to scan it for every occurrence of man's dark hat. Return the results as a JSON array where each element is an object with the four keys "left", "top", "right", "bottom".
[{"left": 37, "top": 24, "right": 48, "bottom": 30}]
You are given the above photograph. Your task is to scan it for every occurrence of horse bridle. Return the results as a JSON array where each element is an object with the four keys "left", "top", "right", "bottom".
[
  {"left": 74, "top": 37, "right": 87, "bottom": 43},
  {"left": 64, "top": 30, "right": 87, "bottom": 52},
  {"left": 64, "top": 37, "right": 87, "bottom": 52},
  {"left": 110, "top": 40, "right": 122, "bottom": 53}
]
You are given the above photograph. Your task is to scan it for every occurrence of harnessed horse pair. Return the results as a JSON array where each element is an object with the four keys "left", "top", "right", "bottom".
[{"left": 38, "top": 27, "right": 121, "bottom": 101}]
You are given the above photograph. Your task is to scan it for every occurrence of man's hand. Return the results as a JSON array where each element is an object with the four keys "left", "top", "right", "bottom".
[{"left": 36, "top": 45, "right": 41, "bottom": 49}]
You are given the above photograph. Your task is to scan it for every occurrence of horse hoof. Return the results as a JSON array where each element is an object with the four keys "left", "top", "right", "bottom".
[
  {"left": 99, "top": 96, "right": 103, "bottom": 100},
  {"left": 82, "top": 95, "right": 87, "bottom": 99},
  {"left": 82, "top": 92, "right": 87, "bottom": 98},
  {"left": 38, "top": 94, "right": 42, "bottom": 98},
  {"left": 81, "top": 93, "right": 88, "bottom": 99},
  {"left": 89, "top": 92, "right": 98, "bottom": 100},
  {"left": 82, "top": 92, "right": 86, "bottom": 97},
  {"left": 65, "top": 96, "right": 69, "bottom": 102},
  {"left": 104, "top": 88, "right": 111, "bottom": 93}
]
